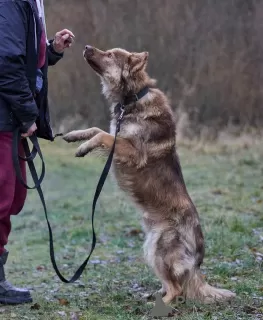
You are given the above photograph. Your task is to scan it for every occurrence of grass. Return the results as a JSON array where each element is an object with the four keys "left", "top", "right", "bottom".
[{"left": 1, "top": 140, "right": 263, "bottom": 319}]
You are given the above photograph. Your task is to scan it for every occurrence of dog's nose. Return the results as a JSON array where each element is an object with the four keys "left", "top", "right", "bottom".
[{"left": 85, "top": 45, "right": 94, "bottom": 57}]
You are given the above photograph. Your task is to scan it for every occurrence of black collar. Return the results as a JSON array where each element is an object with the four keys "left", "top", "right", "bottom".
[
  {"left": 123, "top": 86, "right": 149, "bottom": 106},
  {"left": 114, "top": 86, "right": 149, "bottom": 116}
]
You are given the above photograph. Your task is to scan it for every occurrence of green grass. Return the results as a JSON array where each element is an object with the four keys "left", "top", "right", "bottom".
[{"left": 1, "top": 140, "right": 263, "bottom": 319}]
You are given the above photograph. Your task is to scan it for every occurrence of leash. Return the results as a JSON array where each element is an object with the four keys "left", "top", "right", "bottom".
[
  {"left": 11, "top": 86, "right": 148, "bottom": 283},
  {"left": 11, "top": 108, "right": 124, "bottom": 283}
]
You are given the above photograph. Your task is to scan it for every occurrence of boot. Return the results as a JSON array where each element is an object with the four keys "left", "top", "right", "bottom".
[{"left": 0, "top": 250, "right": 32, "bottom": 304}]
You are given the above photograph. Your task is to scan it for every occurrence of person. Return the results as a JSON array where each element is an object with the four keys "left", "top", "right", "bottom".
[{"left": 0, "top": 0, "right": 74, "bottom": 304}]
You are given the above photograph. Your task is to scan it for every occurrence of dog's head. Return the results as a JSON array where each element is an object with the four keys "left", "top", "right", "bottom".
[{"left": 83, "top": 45, "right": 153, "bottom": 101}]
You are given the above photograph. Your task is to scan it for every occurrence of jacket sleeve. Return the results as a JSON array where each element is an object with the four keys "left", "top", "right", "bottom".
[
  {"left": 0, "top": 1, "right": 38, "bottom": 132},
  {"left": 47, "top": 40, "right": 64, "bottom": 66}
]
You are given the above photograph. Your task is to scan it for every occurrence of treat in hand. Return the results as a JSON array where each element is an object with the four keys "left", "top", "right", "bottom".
[{"left": 53, "top": 29, "right": 75, "bottom": 53}]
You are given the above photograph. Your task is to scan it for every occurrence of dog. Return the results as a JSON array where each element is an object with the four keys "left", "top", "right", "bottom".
[{"left": 63, "top": 45, "right": 236, "bottom": 304}]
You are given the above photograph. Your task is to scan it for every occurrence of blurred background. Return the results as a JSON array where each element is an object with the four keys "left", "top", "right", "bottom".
[{"left": 45, "top": 0, "right": 263, "bottom": 141}]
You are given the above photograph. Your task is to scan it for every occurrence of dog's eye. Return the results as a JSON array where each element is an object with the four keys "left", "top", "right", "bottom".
[{"left": 107, "top": 52, "right": 113, "bottom": 58}]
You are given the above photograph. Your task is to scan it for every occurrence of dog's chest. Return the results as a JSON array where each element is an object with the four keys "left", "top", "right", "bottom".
[{"left": 110, "top": 119, "right": 141, "bottom": 138}]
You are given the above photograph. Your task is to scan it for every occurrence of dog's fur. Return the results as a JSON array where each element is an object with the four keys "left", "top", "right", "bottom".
[{"left": 63, "top": 46, "right": 236, "bottom": 304}]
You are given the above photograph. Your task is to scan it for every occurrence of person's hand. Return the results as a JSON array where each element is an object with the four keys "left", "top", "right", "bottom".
[
  {"left": 52, "top": 29, "right": 75, "bottom": 54},
  {"left": 21, "top": 123, "right": 37, "bottom": 138}
]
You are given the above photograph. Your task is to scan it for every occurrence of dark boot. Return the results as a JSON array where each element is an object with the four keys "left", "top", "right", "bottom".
[{"left": 0, "top": 250, "right": 32, "bottom": 304}]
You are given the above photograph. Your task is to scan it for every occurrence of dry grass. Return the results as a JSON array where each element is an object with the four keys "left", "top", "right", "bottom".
[
  {"left": 176, "top": 110, "right": 263, "bottom": 153},
  {"left": 45, "top": 0, "right": 263, "bottom": 137}
]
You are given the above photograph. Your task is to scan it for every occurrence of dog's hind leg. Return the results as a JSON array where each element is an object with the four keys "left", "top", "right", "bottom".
[
  {"left": 144, "top": 230, "right": 183, "bottom": 304},
  {"left": 153, "top": 258, "right": 182, "bottom": 304},
  {"left": 63, "top": 127, "right": 103, "bottom": 143},
  {"left": 142, "top": 284, "right": 166, "bottom": 300},
  {"left": 156, "top": 284, "right": 166, "bottom": 296}
]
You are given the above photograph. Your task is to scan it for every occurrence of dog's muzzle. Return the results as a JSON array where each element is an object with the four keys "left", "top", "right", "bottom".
[{"left": 84, "top": 45, "right": 94, "bottom": 59}]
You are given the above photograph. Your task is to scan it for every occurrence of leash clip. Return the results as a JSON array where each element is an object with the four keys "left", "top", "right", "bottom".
[
  {"left": 116, "top": 105, "right": 125, "bottom": 133},
  {"left": 118, "top": 105, "right": 125, "bottom": 121}
]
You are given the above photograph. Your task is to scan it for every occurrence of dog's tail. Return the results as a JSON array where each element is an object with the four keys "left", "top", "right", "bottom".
[{"left": 182, "top": 269, "right": 236, "bottom": 303}]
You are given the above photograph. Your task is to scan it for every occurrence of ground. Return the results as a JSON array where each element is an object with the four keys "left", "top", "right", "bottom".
[{"left": 0, "top": 140, "right": 263, "bottom": 320}]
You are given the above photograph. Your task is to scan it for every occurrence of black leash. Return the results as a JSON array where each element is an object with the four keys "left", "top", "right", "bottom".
[
  {"left": 12, "top": 108, "right": 124, "bottom": 283},
  {"left": 12, "top": 86, "right": 148, "bottom": 283}
]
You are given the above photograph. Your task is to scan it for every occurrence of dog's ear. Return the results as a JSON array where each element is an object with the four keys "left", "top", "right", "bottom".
[{"left": 129, "top": 52, "right": 149, "bottom": 73}]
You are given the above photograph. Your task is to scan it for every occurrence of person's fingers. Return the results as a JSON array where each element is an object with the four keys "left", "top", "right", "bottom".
[
  {"left": 21, "top": 132, "right": 31, "bottom": 138},
  {"left": 55, "top": 34, "right": 74, "bottom": 50},
  {"left": 55, "top": 34, "right": 70, "bottom": 47},
  {"left": 61, "top": 34, "right": 70, "bottom": 41},
  {"left": 21, "top": 123, "right": 37, "bottom": 138},
  {"left": 66, "top": 36, "right": 74, "bottom": 43},
  {"left": 28, "top": 128, "right": 36, "bottom": 135},
  {"left": 56, "top": 29, "right": 75, "bottom": 37}
]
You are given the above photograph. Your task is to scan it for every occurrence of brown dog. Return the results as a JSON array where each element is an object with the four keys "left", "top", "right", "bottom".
[{"left": 63, "top": 45, "right": 236, "bottom": 304}]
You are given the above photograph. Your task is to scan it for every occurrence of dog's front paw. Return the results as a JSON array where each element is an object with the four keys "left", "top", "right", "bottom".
[
  {"left": 75, "top": 143, "right": 94, "bottom": 157},
  {"left": 75, "top": 150, "right": 85, "bottom": 157},
  {"left": 75, "top": 147, "right": 87, "bottom": 157},
  {"left": 63, "top": 131, "right": 79, "bottom": 143}
]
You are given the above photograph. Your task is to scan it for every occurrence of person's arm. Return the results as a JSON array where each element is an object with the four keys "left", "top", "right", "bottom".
[
  {"left": 47, "top": 29, "right": 75, "bottom": 66},
  {"left": 0, "top": 1, "right": 38, "bottom": 133},
  {"left": 47, "top": 40, "right": 64, "bottom": 66}
]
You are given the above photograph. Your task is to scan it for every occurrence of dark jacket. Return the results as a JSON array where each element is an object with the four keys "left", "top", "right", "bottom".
[{"left": 0, "top": 0, "right": 63, "bottom": 141}]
